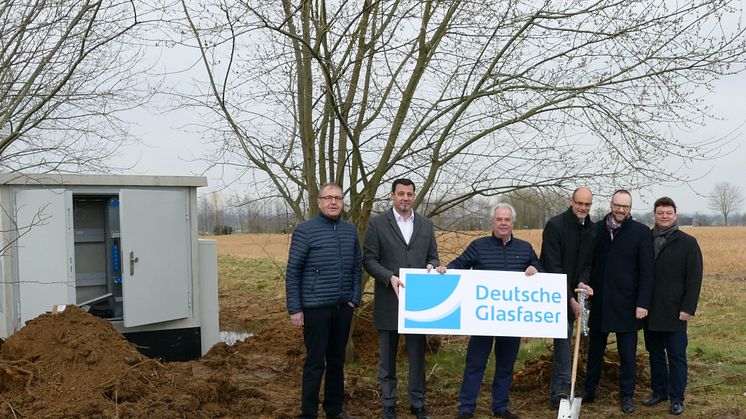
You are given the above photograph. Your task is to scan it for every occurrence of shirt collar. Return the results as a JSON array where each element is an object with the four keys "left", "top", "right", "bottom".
[
  {"left": 392, "top": 208, "right": 415, "bottom": 222},
  {"left": 492, "top": 233, "right": 512, "bottom": 245}
]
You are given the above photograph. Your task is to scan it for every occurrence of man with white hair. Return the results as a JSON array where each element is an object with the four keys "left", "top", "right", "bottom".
[{"left": 449, "top": 203, "right": 543, "bottom": 419}]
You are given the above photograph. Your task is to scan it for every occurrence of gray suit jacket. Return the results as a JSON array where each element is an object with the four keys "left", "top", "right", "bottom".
[{"left": 364, "top": 208, "right": 440, "bottom": 330}]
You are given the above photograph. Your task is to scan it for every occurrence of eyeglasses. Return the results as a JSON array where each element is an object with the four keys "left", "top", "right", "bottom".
[
  {"left": 572, "top": 200, "right": 592, "bottom": 207},
  {"left": 319, "top": 195, "right": 344, "bottom": 202},
  {"left": 611, "top": 202, "right": 631, "bottom": 210}
]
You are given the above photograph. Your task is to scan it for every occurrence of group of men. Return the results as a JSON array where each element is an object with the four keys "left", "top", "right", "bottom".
[{"left": 285, "top": 180, "right": 703, "bottom": 419}]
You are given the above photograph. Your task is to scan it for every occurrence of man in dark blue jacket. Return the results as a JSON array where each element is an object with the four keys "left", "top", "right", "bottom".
[
  {"left": 286, "top": 183, "right": 362, "bottom": 419},
  {"left": 451, "top": 203, "right": 542, "bottom": 419},
  {"left": 581, "top": 189, "right": 654, "bottom": 414}
]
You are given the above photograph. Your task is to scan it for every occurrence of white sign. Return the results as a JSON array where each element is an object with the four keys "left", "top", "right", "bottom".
[{"left": 398, "top": 269, "right": 567, "bottom": 338}]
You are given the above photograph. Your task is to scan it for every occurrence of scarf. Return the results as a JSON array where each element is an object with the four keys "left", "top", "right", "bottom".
[
  {"left": 605, "top": 213, "right": 622, "bottom": 240},
  {"left": 652, "top": 222, "right": 679, "bottom": 259}
]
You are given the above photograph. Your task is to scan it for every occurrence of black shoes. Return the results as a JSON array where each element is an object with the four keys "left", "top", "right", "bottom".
[
  {"left": 670, "top": 402, "right": 684, "bottom": 415},
  {"left": 580, "top": 390, "right": 596, "bottom": 403},
  {"left": 382, "top": 406, "right": 396, "bottom": 419},
  {"left": 642, "top": 394, "right": 668, "bottom": 406},
  {"left": 494, "top": 409, "right": 520, "bottom": 419},
  {"left": 458, "top": 410, "right": 518, "bottom": 419},
  {"left": 549, "top": 389, "right": 570, "bottom": 409},
  {"left": 327, "top": 412, "right": 359, "bottom": 419},
  {"left": 409, "top": 406, "right": 430, "bottom": 419},
  {"left": 642, "top": 393, "right": 682, "bottom": 414},
  {"left": 621, "top": 397, "right": 635, "bottom": 414}
]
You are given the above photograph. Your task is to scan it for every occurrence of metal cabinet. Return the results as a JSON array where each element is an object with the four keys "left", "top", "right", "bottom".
[{"left": 0, "top": 174, "right": 217, "bottom": 361}]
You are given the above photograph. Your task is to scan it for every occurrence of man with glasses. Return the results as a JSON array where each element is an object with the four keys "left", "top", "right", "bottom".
[
  {"left": 286, "top": 182, "right": 362, "bottom": 419},
  {"left": 364, "top": 178, "right": 445, "bottom": 419},
  {"left": 581, "top": 189, "right": 654, "bottom": 414},
  {"left": 540, "top": 187, "right": 596, "bottom": 409}
]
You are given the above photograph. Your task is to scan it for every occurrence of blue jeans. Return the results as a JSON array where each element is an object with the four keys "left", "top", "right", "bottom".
[
  {"left": 458, "top": 335, "right": 521, "bottom": 415},
  {"left": 550, "top": 316, "right": 575, "bottom": 397},
  {"left": 644, "top": 330, "right": 688, "bottom": 404}
]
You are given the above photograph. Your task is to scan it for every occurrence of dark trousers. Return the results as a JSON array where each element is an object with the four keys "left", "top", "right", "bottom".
[
  {"left": 458, "top": 335, "right": 521, "bottom": 415},
  {"left": 583, "top": 330, "right": 638, "bottom": 398},
  {"left": 550, "top": 315, "right": 576, "bottom": 397},
  {"left": 300, "top": 304, "right": 354, "bottom": 419},
  {"left": 644, "top": 330, "right": 688, "bottom": 404},
  {"left": 378, "top": 330, "right": 426, "bottom": 408}
]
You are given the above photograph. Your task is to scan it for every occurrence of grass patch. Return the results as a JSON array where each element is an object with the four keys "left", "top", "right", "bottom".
[
  {"left": 683, "top": 277, "right": 746, "bottom": 413},
  {"left": 218, "top": 255, "right": 285, "bottom": 291}
]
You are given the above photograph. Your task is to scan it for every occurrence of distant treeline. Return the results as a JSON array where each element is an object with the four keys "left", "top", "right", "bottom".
[{"left": 198, "top": 192, "right": 745, "bottom": 235}]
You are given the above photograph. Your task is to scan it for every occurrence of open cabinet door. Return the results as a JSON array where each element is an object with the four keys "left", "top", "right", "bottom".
[
  {"left": 15, "top": 188, "right": 74, "bottom": 324},
  {"left": 119, "top": 188, "right": 191, "bottom": 327}
]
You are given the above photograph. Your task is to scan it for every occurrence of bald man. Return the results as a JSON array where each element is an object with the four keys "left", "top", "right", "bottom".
[{"left": 540, "top": 187, "right": 596, "bottom": 409}]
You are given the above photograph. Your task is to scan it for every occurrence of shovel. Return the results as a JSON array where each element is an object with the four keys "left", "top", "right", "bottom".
[{"left": 557, "top": 288, "right": 586, "bottom": 419}]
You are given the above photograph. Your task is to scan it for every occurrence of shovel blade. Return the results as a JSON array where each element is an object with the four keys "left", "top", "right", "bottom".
[{"left": 556, "top": 397, "right": 582, "bottom": 419}]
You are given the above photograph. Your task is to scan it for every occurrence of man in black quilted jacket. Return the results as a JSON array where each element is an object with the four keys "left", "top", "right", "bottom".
[{"left": 286, "top": 182, "right": 362, "bottom": 419}]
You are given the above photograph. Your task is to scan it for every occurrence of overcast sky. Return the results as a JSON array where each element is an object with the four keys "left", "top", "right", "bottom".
[
  {"left": 633, "top": 70, "right": 746, "bottom": 214},
  {"left": 118, "top": 18, "right": 746, "bottom": 217}
]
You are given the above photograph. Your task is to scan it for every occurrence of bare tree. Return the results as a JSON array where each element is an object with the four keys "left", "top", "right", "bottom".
[
  {"left": 0, "top": 1, "right": 159, "bottom": 173},
  {"left": 176, "top": 0, "right": 745, "bottom": 238},
  {"left": 501, "top": 189, "right": 567, "bottom": 229},
  {"left": 708, "top": 181, "right": 744, "bottom": 226}
]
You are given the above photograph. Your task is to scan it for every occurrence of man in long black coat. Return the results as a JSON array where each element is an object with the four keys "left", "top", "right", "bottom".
[
  {"left": 641, "top": 197, "right": 703, "bottom": 416},
  {"left": 582, "top": 189, "right": 654, "bottom": 415},
  {"left": 540, "top": 187, "right": 595, "bottom": 409}
]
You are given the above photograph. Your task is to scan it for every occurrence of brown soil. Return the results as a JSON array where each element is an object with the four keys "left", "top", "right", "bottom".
[{"left": 0, "top": 289, "right": 656, "bottom": 419}]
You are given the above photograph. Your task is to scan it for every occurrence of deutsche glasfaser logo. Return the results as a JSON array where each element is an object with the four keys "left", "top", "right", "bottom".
[{"left": 403, "top": 274, "right": 461, "bottom": 329}]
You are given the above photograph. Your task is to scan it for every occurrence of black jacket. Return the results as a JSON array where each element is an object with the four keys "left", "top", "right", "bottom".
[
  {"left": 588, "top": 216, "right": 654, "bottom": 333},
  {"left": 540, "top": 207, "right": 595, "bottom": 302},
  {"left": 645, "top": 229, "right": 703, "bottom": 332}
]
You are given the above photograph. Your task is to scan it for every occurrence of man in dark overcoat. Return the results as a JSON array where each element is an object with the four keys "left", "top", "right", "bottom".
[
  {"left": 540, "top": 187, "right": 596, "bottom": 408},
  {"left": 582, "top": 189, "right": 654, "bottom": 414},
  {"left": 641, "top": 197, "right": 703, "bottom": 416},
  {"left": 363, "top": 178, "right": 444, "bottom": 419}
]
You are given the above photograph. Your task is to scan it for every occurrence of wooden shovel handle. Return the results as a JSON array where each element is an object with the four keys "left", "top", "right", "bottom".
[{"left": 569, "top": 288, "right": 586, "bottom": 399}]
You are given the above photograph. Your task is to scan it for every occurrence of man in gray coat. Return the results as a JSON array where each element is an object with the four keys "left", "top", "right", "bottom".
[{"left": 363, "top": 178, "right": 445, "bottom": 419}]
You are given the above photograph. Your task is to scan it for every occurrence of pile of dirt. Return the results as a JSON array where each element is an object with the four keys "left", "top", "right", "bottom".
[{"left": 0, "top": 306, "right": 301, "bottom": 418}]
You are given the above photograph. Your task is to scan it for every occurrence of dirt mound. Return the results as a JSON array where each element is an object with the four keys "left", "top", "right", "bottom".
[
  {"left": 0, "top": 306, "right": 295, "bottom": 418},
  {"left": 0, "top": 306, "right": 152, "bottom": 417}
]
